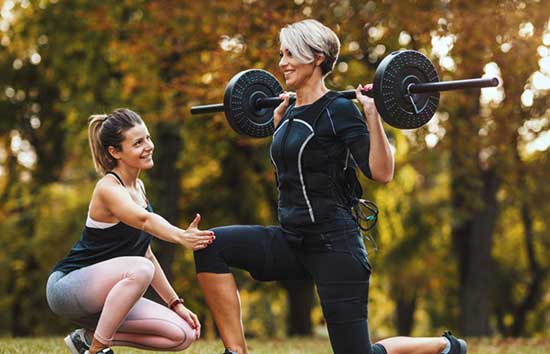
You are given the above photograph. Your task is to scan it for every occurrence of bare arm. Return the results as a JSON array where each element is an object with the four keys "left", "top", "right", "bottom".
[
  {"left": 97, "top": 181, "right": 214, "bottom": 250},
  {"left": 355, "top": 84, "right": 394, "bottom": 183},
  {"left": 145, "top": 246, "right": 201, "bottom": 337},
  {"left": 145, "top": 246, "right": 179, "bottom": 305}
]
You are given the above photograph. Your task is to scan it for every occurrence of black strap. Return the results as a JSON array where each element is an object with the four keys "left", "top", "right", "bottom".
[
  {"left": 309, "top": 91, "right": 342, "bottom": 128},
  {"left": 105, "top": 171, "right": 125, "bottom": 187}
]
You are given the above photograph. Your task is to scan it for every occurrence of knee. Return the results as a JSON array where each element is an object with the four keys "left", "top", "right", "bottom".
[
  {"left": 193, "top": 228, "right": 227, "bottom": 274},
  {"left": 168, "top": 322, "right": 196, "bottom": 351},
  {"left": 321, "top": 295, "right": 368, "bottom": 325},
  {"left": 125, "top": 257, "right": 155, "bottom": 285}
]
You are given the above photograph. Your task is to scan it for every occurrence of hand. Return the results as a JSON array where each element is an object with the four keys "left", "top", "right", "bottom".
[
  {"left": 181, "top": 213, "right": 215, "bottom": 251},
  {"left": 273, "top": 92, "right": 292, "bottom": 128},
  {"left": 356, "top": 84, "right": 379, "bottom": 121},
  {"left": 173, "top": 303, "right": 201, "bottom": 339}
]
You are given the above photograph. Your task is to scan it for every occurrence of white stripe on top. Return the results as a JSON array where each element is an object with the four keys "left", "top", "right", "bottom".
[
  {"left": 86, "top": 214, "right": 118, "bottom": 229},
  {"left": 294, "top": 119, "right": 315, "bottom": 223}
]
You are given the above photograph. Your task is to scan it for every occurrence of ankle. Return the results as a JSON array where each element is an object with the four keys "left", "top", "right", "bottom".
[
  {"left": 225, "top": 346, "right": 246, "bottom": 354},
  {"left": 89, "top": 337, "right": 108, "bottom": 353}
]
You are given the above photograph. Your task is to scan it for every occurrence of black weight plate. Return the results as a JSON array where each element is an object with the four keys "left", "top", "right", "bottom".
[
  {"left": 223, "top": 69, "right": 282, "bottom": 138},
  {"left": 373, "top": 50, "right": 440, "bottom": 129}
]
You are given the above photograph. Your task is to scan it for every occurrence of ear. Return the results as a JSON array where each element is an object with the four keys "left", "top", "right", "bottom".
[
  {"left": 107, "top": 146, "right": 122, "bottom": 160},
  {"left": 314, "top": 53, "right": 326, "bottom": 67}
]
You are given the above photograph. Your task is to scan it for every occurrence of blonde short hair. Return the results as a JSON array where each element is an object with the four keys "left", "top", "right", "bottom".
[{"left": 279, "top": 19, "right": 340, "bottom": 76}]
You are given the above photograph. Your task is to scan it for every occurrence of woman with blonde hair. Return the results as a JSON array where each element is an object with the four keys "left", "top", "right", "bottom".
[
  {"left": 195, "top": 20, "right": 467, "bottom": 354},
  {"left": 47, "top": 108, "right": 214, "bottom": 354}
]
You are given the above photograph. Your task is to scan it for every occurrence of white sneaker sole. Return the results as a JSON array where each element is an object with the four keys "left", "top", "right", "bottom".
[{"left": 64, "top": 334, "right": 81, "bottom": 354}]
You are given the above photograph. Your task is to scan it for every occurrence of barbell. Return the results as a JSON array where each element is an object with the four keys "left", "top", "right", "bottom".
[{"left": 191, "top": 50, "right": 499, "bottom": 138}]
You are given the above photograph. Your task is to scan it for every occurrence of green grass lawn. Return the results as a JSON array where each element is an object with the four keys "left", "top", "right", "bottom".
[{"left": 0, "top": 337, "right": 548, "bottom": 354}]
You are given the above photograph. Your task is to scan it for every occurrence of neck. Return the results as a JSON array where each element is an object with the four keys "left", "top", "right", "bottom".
[
  {"left": 294, "top": 74, "right": 328, "bottom": 107},
  {"left": 111, "top": 166, "right": 140, "bottom": 187}
]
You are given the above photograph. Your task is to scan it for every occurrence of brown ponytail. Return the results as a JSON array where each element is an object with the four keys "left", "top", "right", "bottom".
[{"left": 87, "top": 108, "right": 144, "bottom": 174}]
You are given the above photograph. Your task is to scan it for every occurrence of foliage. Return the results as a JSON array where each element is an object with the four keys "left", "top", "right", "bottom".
[{"left": 0, "top": 0, "right": 548, "bottom": 339}]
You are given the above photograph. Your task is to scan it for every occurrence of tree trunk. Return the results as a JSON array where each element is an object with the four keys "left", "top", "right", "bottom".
[
  {"left": 280, "top": 279, "right": 314, "bottom": 336},
  {"left": 452, "top": 169, "right": 499, "bottom": 336},
  {"left": 509, "top": 201, "right": 543, "bottom": 336},
  {"left": 146, "top": 121, "right": 183, "bottom": 302},
  {"left": 395, "top": 292, "right": 417, "bottom": 336}
]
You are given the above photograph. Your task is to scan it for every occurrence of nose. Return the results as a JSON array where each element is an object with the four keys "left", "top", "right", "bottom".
[
  {"left": 146, "top": 139, "right": 154, "bottom": 151},
  {"left": 279, "top": 55, "right": 287, "bottom": 69}
]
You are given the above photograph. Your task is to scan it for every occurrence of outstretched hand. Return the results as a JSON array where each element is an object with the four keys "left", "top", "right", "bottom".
[{"left": 181, "top": 213, "right": 215, "bottom": 251}]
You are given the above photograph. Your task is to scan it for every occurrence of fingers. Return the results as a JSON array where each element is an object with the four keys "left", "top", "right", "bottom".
[
  {"left": 188, "top": 213, "right": 201, "bottom": 229},
  {"left": 356, "top": 84, "right": 374, "bottom": 99},
  {"left": 190, "top": 232, "right": 215, "bottom": 251},
  {"left": 190, "top": 312, "right": 201, "bottom": 338},
  {"left": 277, "top": 92, "right": 294, "bottom": 110}
]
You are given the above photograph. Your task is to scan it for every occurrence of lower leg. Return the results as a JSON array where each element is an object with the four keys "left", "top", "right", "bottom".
[
  {"left": 376, "top": 336, "right": 447, "bottom": 354},
  {"left": 198, "top": 273, "right": 248, "bottom": 354},
  {"left": 88, "top": 336, "right": 110, "bottom": 353},
  {"left": 110, "top": 298, "right": 196, "bottom": 351},
  {"left": 92, "top": 261, "right": 155, "bottom": 349}
]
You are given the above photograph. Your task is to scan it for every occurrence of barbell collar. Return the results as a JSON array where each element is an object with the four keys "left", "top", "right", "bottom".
[{"left": 408, "top": 77, "right": 499, "bottom": 94}]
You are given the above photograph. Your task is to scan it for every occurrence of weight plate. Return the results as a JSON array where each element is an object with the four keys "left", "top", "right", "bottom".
[
  {"left": 223, "top": 69, "right": 282, "bottom": 138},
  {"left": 373, "top": 50, "right": 440, "bottom": 129}
]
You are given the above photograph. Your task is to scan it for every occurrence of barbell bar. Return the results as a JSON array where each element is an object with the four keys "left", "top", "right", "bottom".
[{"left": 191, "top": 50, "right": 499, "bottom": 137}]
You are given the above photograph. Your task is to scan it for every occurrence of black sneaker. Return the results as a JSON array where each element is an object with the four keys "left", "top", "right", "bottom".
[
  {"left": 64, "top": 328, "right": 91, "bottom": 354},
  {"left": 84, "top": 349, "right": 114, "bottom": 354},
  {"left": 223, "top": 350, "right": 238, "bottom": 354},
  {"left": 442, "top": 330, "right": 467, "bottom": 354}
]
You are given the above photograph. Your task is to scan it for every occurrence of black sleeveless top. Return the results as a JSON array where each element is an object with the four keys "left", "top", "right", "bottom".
[{"left": 52, "top": 172, "right": 153, "bottom": 274}]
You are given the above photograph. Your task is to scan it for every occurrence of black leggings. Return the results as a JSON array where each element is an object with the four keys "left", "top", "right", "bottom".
[{"left": 194, "top": 224, "right": 386, "bottom": 354}]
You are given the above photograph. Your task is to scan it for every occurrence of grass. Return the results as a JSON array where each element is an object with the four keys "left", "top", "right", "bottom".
[{"left": 0, "top": 337, "right": 549, "bottom": 354}]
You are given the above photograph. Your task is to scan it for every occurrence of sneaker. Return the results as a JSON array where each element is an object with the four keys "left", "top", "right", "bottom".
[
  {"left": 223, "top": 350, "right": 238, "bottom": 354},
  {"left": 442, "top": 330, "right": 467, "bottom": 354},
  {"left": 64, "top": 328, "right": 91, "bottom": 354},
  {"left": 84, "top": 349, "right": 114, "bottom": 354}
]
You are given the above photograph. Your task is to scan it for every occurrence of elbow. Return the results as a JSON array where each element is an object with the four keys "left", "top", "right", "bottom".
[
  {"left": 372, "top": 170, "right": 394, "bottom": 184},
  {"left": 136, "top": 213, "right": 150, "bottom": 232}
]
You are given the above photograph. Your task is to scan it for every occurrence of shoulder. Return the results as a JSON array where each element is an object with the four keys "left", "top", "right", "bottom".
[
  {"left": 94, "top": 174, "right": 124, "bottom": 199},
  {"left": 327, "top": 96, "right": 363, "bottom": 117}
]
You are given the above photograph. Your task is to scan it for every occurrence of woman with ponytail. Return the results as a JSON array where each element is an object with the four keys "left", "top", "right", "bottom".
[{"left": 46, "top": 108, "right": 214, "bottom": 354}]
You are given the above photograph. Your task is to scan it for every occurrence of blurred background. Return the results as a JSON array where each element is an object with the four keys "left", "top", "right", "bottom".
[{"left": 0, "top": 0, "right": 548, "bottom": 341}]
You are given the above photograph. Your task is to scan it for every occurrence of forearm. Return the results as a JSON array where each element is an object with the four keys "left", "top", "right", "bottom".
[
  {"left": 142, "top": 213, "right": 185, "bottom": 245},
  {"left": 146, "top": 247, "right": 180, "bottom": 306},
  {"left": 365, "top": 114, "right": 394, "bottom": 183}
]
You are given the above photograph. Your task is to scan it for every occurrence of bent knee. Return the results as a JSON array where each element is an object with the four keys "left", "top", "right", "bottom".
[
  {"left": 321, "top": 295, "right": 369, "bottom": 325},
  {"left": 125, "top": 257, "right": 155, "bottom": 284},
  {"left": 168, "top": 322, "right": 196, "bottom": 351}
]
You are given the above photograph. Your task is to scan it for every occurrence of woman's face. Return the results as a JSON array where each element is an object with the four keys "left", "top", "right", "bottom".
[
  {"left": 279, "top": 46, "right": 317, "bottom": 90},
  {"left": 114, "top": 123, "right": 155, "bottom": 170}
]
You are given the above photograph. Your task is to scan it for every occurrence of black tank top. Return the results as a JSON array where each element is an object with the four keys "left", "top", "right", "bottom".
[{"left": 52, "top": 172, "right": 153, "bottom": 274}]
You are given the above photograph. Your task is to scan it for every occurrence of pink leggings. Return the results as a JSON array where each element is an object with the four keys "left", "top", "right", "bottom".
[{"left": 46, "top": 256, "right": 195, "bottom": 351}]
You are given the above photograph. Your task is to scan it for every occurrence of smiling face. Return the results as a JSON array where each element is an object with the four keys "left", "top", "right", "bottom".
[
  {"left": 279, "top": 46, "right": 319, "bottom": 90},
  {"left": 109, "top": 123, "right": 154, "bottom": 170}
]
